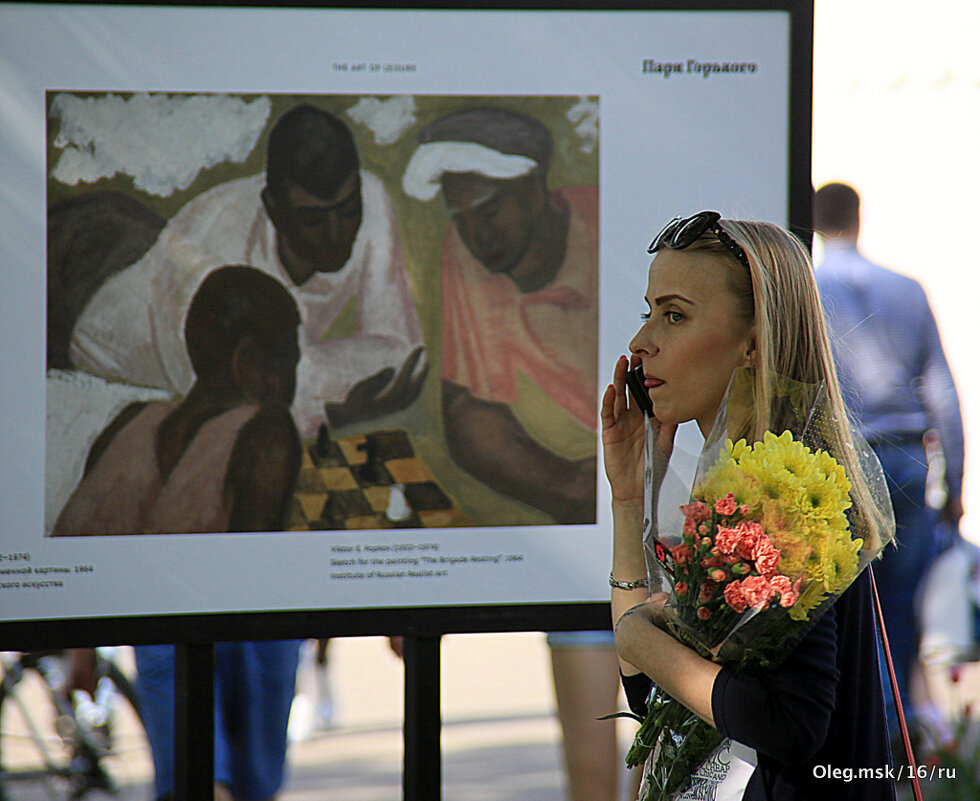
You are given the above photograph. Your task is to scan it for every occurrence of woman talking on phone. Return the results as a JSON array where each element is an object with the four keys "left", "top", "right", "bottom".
[{"left": 602, "top": 212, "right": 896, "bottom": 801}]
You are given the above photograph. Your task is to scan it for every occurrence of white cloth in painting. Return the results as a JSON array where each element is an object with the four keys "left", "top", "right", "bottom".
[{"left": 71, "top": 171, "right": 423, "bottom": 436}]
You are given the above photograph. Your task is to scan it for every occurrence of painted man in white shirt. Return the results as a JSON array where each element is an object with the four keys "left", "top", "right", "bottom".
[{"left": 71, "top": 103, "right": 426, "bottom": 437}]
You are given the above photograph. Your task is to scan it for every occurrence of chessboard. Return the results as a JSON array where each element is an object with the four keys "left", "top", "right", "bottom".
[{"left": 287, "top": 428, "right": 472, "bottom": 531}]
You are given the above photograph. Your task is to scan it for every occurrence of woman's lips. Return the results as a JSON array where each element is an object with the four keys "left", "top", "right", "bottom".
[{"left": 644, "top": 376, "right": 664, "bottom": 388}]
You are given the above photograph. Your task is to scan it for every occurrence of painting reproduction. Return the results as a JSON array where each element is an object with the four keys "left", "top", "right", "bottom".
[{"left": 45, "top": 92, "right": 600, "bottom": 536}]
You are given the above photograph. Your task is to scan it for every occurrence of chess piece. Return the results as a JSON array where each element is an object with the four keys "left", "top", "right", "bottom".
[
  {"left": 315, "top": 423, "right": 331, "bottom": 458},
  {"left": 386, "top": 483, "right": 412, "bottom": 523},
  {"left": 357, "top": 435, "right": 388, "bottom": 485}
]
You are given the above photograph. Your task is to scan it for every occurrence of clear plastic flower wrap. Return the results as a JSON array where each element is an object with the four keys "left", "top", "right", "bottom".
[{"left": 629, "top": 368, "right": 895, "bottom": 801}]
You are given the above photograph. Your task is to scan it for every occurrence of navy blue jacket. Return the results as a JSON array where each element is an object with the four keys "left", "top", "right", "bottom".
[{"left": 623, "top": 570, "right": 895, "bottom": 800}]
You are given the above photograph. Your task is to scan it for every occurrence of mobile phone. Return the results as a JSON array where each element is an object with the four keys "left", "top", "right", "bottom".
[{"left": 625, "top": 363, "right": 653, "bottom": 416}]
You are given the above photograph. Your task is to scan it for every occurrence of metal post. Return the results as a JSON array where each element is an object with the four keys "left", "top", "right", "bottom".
[
  {"left": 174, "top": 642, "right": 214, "bottom": 801},
  {"left": 402, "top": 632, "right": 442, "bottom": 801}
]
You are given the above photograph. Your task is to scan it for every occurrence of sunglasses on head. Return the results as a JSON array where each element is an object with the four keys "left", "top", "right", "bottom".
[{"left": 648, "top": 210, "right": 750, "bottom": 270}]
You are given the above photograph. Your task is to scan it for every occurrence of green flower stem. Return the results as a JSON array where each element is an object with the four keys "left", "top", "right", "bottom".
[{"left": 628, "top": 685, "right": 724, "bottom": 801}]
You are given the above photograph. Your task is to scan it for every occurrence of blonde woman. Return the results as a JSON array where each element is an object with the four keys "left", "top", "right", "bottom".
[{"left": 603, "top": 212, "right": 895, "bottom": 801}]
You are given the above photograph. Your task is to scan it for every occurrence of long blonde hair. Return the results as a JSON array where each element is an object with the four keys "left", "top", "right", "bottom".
[{"left": 686, "top": 220, "right": 891, "bottom": 552}]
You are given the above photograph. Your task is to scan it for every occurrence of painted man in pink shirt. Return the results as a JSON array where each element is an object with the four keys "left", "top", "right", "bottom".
[{"left": 404, "top": 107, "right": 598, "bottom": 525}]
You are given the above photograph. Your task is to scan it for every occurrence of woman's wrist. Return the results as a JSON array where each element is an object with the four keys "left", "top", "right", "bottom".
[
  {"left": 614, "top": 602, "right": 662, "bottom": 672},
  {"left": 611, "top": 497, "right": 644, "bottom": 533},
  {"left": 611, "top": 498, "right": 643, "bottom": 535},
  {"left": 611, "top": 499, "right": 647, "bottom": 582},
  {"left": 613, "top": 592, "right": 669, "bottom": 632},
  {"left": 609, "top": 572, "right": 649, "bottom": 591},
  {"left": 614, "top": 600, "right": 650, "bottom": 632},
  {"left": 611, "top": 496, "right": 643, "bottom": 511}
]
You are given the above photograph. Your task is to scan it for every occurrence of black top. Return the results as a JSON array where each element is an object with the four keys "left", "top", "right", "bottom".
[{"left": 622, "top": 570, "right": 895, "bottom": 801}]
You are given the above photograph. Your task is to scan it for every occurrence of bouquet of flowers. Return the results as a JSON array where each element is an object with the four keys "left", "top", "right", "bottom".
[{"left": 629, "top": 369, "right": 894, "bottom": 801}]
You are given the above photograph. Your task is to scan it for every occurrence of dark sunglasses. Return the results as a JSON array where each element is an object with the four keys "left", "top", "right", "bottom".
[{"left": 648, "top": 210, "right": 750, "bottom": 270}]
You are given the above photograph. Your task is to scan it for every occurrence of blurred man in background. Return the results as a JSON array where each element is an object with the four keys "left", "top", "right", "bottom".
[{"left": 813, "top": 181, "right": 965, "bottom": 741}]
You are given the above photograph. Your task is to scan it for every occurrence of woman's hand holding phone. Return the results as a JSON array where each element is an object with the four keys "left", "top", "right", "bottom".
[{"left": 600, "top": 354, "right": 676, "bottom": 503}]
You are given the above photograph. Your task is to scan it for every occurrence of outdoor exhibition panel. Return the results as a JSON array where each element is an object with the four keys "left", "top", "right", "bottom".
[{"left": 0, "top": 1, "right": 812, "bottom": 644}]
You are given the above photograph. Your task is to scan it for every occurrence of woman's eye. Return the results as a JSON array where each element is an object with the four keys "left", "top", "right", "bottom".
[{"left": 665, "top": 310, "right": 684, "bottom": 324}]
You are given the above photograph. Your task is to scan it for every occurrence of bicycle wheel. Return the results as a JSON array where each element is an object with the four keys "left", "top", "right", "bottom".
[
  {"left": 0, "top": 653, "right": 75, "bottom": 800},
  {"left": 83, "top": 649, "right": 154, "bottom": 800},
  {"left": 0, "top": 650, "right": 153, "bottom": 801}
]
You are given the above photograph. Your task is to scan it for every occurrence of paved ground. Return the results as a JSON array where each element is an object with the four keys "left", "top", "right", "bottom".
[
  {"left": 281, "top": 633, "right": 573, "bottom": 801},
  {"left": 4, "top": 633, "right": 978, "bottom": 801},
  {"left": 0, "top": 633, "right": 639, "bottom": 801},
  {"left": 281, "top": 633, "right": 639, "bottom": 801},
  {"left": 284, "top": 715, "right": 568, "bottom": 801}
]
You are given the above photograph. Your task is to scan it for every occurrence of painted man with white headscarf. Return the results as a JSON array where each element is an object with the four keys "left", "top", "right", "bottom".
[{"left": 404, "top": 107, "right": 598, "bottom": 525}]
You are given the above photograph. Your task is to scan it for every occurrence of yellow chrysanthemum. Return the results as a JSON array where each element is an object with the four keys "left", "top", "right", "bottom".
[
  {"left": 819, "top": 535, "right": 863, "bottom": 594},
  {"left": 699, "top": 452, "right": 764, "bottom": 511},
  {"left": 797, "top": 475, "right": 850, "bottom": 522},
  {"left": 699, "top": 459, "right": 740, "bottom": 499},
  {"left": 818, "top": 450, "right": 851, "bottom": 496},
  {"left": 730, "top": 438, "right": 753, "bottom": 462},
  {"left": 766, "top": 532, "right": 811, "bottom": 579},
  {"left": 790, "top": 582, "right": 828, "bottom": 621},
  {"left": 771, "top": 469, "right": 808, "bottom": 505},
  {"left": 781, "top": 447, "right": 819, "bottom": 481}
]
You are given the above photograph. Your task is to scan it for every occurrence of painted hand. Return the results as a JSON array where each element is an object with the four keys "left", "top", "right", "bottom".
[{"left": 324, "top": 346, "right": 428, "bottom": 429}]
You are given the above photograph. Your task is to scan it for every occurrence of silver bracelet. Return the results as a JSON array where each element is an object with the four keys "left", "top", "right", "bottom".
[{"left": 609, "top": 572, "right": 649, "bottom": 590}]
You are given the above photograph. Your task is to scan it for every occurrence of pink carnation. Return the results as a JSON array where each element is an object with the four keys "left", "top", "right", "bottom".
[
  {"left": 714, "top": 526, "right": 740, "bottom": 555},
  {"left": 766, "top": 575, "right": 794, "bottom": 607},
  {"left": 671, "top": 543, "right": 692, "bottom": 567},
  {"left": 724, "top": 582, "right": 748, "bottom": 613},
  {"left": 740, "top": 575, "right": 774, "bottom": 609},
  {"left": 714, "top": 493, "right": 738, "bottom": 516},
  {"left": 697, "top": 606, "right": 712, "bottom": 620},
  {"left": 710, "top": 568, "right": 728, "bottom": 583},
  {"left": 734, "top": 521, "right": 765, "bottom": 561},
  {"left": 683, "top": 516, "right": 698, "bottom": 538},
  {"left": 780, "top": 576, "right": 805, "bottom": 608},
  {"left": 675, "top": 581, "right": 689, "bottom": 596},
  {"left": 752, "top": 537, "right": 781, "bottom": 576},
  {"left": 716, "top": 521, "right": 766, "bottom": 561},
  {"left": 699, "top": 581, "right": 718, "bottom": 603},
  {"left": 680, "top": 501, "right": 712, "bottom": 523}
]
